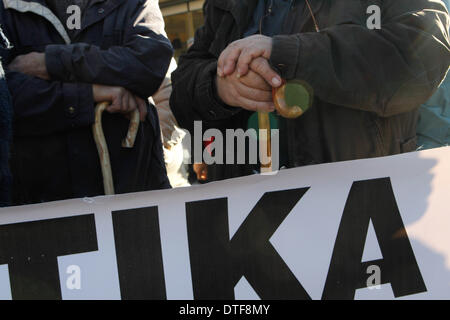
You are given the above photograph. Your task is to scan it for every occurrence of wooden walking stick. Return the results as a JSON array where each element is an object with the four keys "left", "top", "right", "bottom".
[
  {"left": 258, "top": 79, "right": 313, "bottom": 173},
  {"left": 257, "top": 0, "right": 318, "bottom": 173},
  {"left": 92, "top": 102, "right": 140, "bottom": 195},
  {"left": 258, "top": 112, "right": 272, "bottom": 173}
]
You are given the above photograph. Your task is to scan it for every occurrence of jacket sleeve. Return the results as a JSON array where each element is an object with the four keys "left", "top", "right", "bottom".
[
  {"left": 5, "top": 70, "right": 94, "bottom": 137},
  {"left": 269, "top": 0, "right": 450, "bottom": 117},
  {"left": 45, "top": 0, "right": 173, "bottom": 99},
  {"left": 0, "top": 18, "right": 95, "bottom": 137},
  {"left": 170, "top": 0, "right": 240, "bottom": 133}
]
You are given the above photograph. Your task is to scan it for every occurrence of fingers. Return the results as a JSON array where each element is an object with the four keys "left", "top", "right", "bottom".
[
  {"left": 218, "top": 41, "right": 242, "bottom": 77},
  {"left": 220, "top": 54, "right": 282, "bottom": 90},
  {"left": 119, "top": 92, "right": 129, "bottom": 113},
  {"left": 224, "top": 49, "right": 241, "bottom": 76},
  {"left": 97, "top": 85, "right": 146, "bottom": 122},
  {"left": 6, "top": 53, "right": 49, "bottom": 80},
  {"left": 235, "top": 47, "right": 256, "bottom": 78},
  {"left": 106, "top": 87, "right": 123, "bottom": 113},
  {"left": 105, "top": 88, "right": 146, "bottom": 122},
  {"left": 216, "top": 67, "right": 275, "bottom": 112},
  {"left": 249, "top": 58, "right": 282, "bottom": 88},
  {"left": 121, "top": 91, "right": 130, "bottom": 113},
  {"left": 106, "top": 92, "right": 122, "bottom": 113},
  {"left": 127, "top": 93, "right": 137, "bottom": 114},
  {"left": 107, "top": 88, "right": 134, "bottom": 114},
  {"left": 135, "top": 96, "right": 148, "bottom": 122},
  {"left": 218, "top": 35, "right": 273, "bottom": 79},
  {"left": 237, "top": 95, "right": 275, "bottom": 113},
  {"left": 240, "top": 70, "right": 272, "bottom": 91},
  {"left": 235, "top": 81, "right": 272, "bottom": 102}
]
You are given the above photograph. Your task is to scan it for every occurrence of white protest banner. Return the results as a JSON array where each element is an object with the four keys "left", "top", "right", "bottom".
[{"left": 0, "top": 146, "right": 449, "bottom": 300}]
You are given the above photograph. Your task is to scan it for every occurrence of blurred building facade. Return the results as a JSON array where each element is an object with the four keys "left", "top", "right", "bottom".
[{"left": 160, "top": 0, "right": 205, "bottom": 61}]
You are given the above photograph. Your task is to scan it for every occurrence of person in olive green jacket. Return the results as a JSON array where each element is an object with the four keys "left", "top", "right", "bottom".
[{"left": 171, "top": 0, "right": 450, "bottom": 181}]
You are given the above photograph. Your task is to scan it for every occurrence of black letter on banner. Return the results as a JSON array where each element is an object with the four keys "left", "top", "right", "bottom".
[
  {"left": 322, "top": 178, "right": 426, "bottom": 299},
  {"left": 186, "top": 188, "right": 310, "bottom": 299},
  {"left": 0, "top": 214, "right": 98, "bottom": 300},
  {"left": 112, "top": 206, "right": 166, "bottom": 299}
]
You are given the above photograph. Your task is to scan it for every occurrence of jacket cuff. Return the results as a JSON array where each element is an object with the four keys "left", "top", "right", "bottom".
[
  {"left": 46, "top": 45, "right": 70, "bottom": 81},
  {"left": 269, "top": 35, "right": 301, "bottom": 80},
  {"left": 196, "top": 61, "right": 241, "bottom": 120},
  {"left": 62, "top": 82, "right": 95, "bottom": 127}
]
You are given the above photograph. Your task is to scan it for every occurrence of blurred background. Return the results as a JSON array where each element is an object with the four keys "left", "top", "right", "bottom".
[{"left": 160, "top": 0, "right": 205, "bottom": 61}]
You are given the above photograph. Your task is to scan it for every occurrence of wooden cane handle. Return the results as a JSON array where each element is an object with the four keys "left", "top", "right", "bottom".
[
  {"left": 93, "top": 103, "right": 140, "bottom": 195},
  {"left": 93, "top": 102, "right": 115, "bottom": 195},
  {"left": 122, "top": 109, "right": 140, "bottom": 148},
  {"left": 272, "top": 84, "right": 304, "bottom": 119}
]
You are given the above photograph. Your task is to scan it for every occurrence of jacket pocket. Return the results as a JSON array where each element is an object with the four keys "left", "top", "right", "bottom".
[{"left": 400, "top": 136, "right": 418, "bottom": 153}]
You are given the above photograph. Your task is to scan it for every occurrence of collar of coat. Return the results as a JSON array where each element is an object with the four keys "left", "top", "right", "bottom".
[{"left": 2, "top": 0, "right": 125, "bottom": 44}]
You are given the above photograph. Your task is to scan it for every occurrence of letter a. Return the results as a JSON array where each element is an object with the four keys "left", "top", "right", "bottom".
[
  {"left": 66, "top": 265, "right": 81, "bottom": 290},
  {"left": 366, "top": 5, "right": 381, "bottom": 30},
  {"left": 67, "top": 5, "right": 81, "bottom": 30}
]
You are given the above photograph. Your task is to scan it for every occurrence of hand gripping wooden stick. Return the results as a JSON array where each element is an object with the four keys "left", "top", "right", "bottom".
[{"left": 93, "top": 102, "right": 140, "bottom": 195}]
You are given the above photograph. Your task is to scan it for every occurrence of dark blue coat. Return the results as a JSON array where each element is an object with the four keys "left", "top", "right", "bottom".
[
  {"left": 0, "top": 0, "right": 173, "bottom": 205},
  {"left": 0, "top": 26, "right": 11, "bottom": 207}
]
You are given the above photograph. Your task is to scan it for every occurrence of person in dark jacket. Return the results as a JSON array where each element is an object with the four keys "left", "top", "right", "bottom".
[
  {"left": 0, "top": 0, "right": 173, "bottom": 205},
  {"left": 171, "top": 0, "right": 450, "bottom": 181},
  {"left": 0, "top": 26, "right": 12, "bottom": 206}
]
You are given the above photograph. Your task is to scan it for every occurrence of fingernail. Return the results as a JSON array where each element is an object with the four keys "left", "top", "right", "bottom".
[
  {"left": 272, "top": 77, "right": 281, "bottom": 87},
  {"left": 236, "top": 73, "right": 241, "bottom": 79},
  {"left": 217, "top": 69, "right": 223, "bottom": 77}
]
